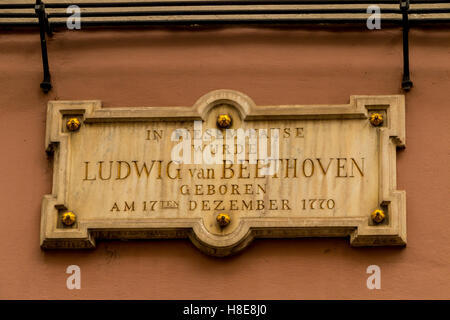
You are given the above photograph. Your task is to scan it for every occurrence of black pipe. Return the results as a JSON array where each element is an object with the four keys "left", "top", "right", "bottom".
[
  {"left": 410, "top": 8, "right": 450, "bottom": 14},
  {"left": 0, "top": 22, "right": 39, "bottom": 26},
  {"left": 46, "top": 8, "right": 404, "bottom": 18},
  {"left": 3, "top": 17, "right": 450, "bottom": 27},
  {"left": 37, "top": 18, "right": 405, "bottom": 26},
  {"left": 39, "top": 0, "right": 450, "bottom": 8},
  {"left": 35, "top": 0, "right": 52, "bottom": 93},
  {"left": 3, "top": 0, "right": 449, "bottom": 94},
  {"left": 0, "top": 13, "right": 37, "bottom": 18},
  {"left": 3, "top": 7, "right": 450, "bottom": 19},
  {"left": 401, "top": 0, "right": 413, "bottom": 91},
  {"left": 3, "top": 0, "right": 450, "bottom": 10}
]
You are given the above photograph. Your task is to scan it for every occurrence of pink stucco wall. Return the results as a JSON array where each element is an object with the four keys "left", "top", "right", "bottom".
[{"left": 0, "top": 26, "right": 449, "bottom": 299}]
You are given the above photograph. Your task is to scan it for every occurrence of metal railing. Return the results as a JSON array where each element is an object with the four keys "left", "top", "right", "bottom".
[{"left": 1, "top": 0, "right": 450, "bottom": 92}]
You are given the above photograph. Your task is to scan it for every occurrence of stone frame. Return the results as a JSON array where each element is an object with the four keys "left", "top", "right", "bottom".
[{"left": 41, "top": 89, "right": 406, "bottom": 256}]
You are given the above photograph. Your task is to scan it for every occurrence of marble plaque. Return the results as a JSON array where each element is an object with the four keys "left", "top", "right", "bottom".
[{"left": 41, "top": 90, "right": 406, "bottom": 256}]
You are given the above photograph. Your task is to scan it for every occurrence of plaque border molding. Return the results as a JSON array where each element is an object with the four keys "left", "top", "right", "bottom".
[{"left": 41, "top": 90, "right": 406, "bottom": 256}]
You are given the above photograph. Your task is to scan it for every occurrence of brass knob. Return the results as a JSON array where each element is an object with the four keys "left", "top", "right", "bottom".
[
  {"left": 216, "top": 213, "right": 231, "bottom": 227},
  {"left": 217, "top": 114, "right": 232, "bottom": 129},
  {"left": 61, "top": 211, "right": 77, "bottom": 226},
  {"left": 66, "top": 117, "right": 81, "bottom": 131},
  {"left": 371, "top": 209, "right": 385, "bottom": 224},
  {"left": 369, "top": 113, "right": 383, "bottom": 126}
]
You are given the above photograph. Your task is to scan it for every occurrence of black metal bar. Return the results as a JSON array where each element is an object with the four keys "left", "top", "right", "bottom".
[
  {"left": 35, "top": 0, "right": 52, "bottom": 93},
  {"left": 45, "top": 8, "right": 403, "bottom": 18},
  {"left": 2, "top": 18, "right": 450, "bottom": 27},
  {"left": 4, "top": 7, "right": 450, "bottom": 20},
  {"left": 401, "top": 0, "right": 413, "bottom": 91},
  {"left": 0, "top": 1, "right": 396, "bottom": 9},
  {"left": 2, "top": 0, "right": 450, "bottom": 9},
  {"left": 41, "top": 18, "right": 406, "bottom": 26},
  {"left": 0, "top": 4, "right": 36, "bottom": 9},
  {"left": 4, "top": 0, "right": 449, "bottom": 93},
  {"left": 3, "top": 18, "right": 450, "bottom": 27},
  {"left": 410, "top": 8, "right": 450, "bottom": 14},
  {"left": 39, "top": 0, "right": 450, "bottom": 8},
  {"left": 0, "top": 22, "right": 39, "bottom": 26},
  {"left": 0, "top": 13, "right": 37, "bottom": 18}
]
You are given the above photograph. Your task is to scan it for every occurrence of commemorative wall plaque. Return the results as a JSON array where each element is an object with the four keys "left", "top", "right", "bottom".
[{"left": 41, "top": 90, "right": 406, "bottom": 256}]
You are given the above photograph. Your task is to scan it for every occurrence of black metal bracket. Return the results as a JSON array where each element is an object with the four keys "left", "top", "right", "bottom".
[
  {"left": 35, "top": 0, "right": 52, "bottom": 93},
  {"left": 400, "top": 0, "right": 413, "bottom": 91},
  {"left": 4, "top": 0, "right": 441, "bottom": 93}
]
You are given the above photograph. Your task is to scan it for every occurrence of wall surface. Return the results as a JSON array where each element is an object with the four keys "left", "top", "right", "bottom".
[{"left": 0, "top": 26, "right": 449, "bottom": 299}]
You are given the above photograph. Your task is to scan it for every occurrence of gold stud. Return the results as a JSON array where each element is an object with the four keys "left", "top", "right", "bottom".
[
  {"left": 66, "top": 118, "right": 81, "bottom": 131},
  {"left": 369, "top": 113, "right": 383, "bottom": 126},
  {"left": 371, "top": 209, "right": 385, "bottom": 224},
  {"left": 61, "top": 211, "right": 76, "bottom": 226},
  {"left": 216, "top": 213, "right": 231, "bottom": 227},
  {"left": 217, "top": 114, "right": 232, "bottom": 129}
]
